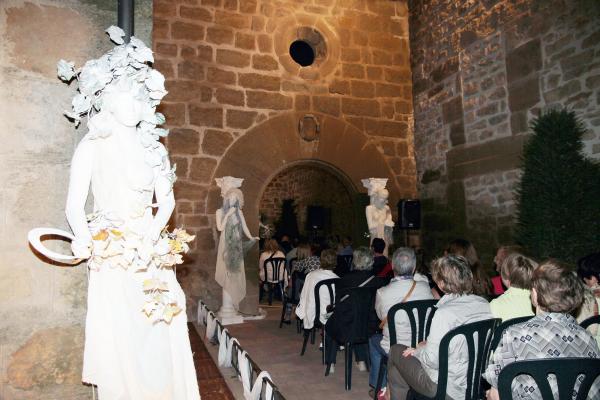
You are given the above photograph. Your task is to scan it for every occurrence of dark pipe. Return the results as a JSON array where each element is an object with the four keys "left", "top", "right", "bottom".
[{"left": 118, "top": 0, "right": 134, "bottom": 43}]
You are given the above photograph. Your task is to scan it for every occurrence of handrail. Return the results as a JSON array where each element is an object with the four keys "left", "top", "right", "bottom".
[{"left": 198, "top": 301, "right": 287, "bottom": 400}]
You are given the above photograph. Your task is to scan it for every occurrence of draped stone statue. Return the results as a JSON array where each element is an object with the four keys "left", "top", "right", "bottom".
[
  {"left": 214, "top": 177, "right": 258, "bottom": 325},
  {"left": 362, "top": 178, "right": 395, "bottom": 256}
]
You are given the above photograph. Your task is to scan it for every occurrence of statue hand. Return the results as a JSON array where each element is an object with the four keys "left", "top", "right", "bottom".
[{"left": 71, "top": 237, "right": 92, "bottom": 259}]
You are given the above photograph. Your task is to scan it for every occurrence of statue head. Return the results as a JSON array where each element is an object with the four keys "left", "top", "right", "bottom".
[
  {"left": 373, "top": 187, "right": 389, "bottom": 208},
  {"left": 224, "top": 188, "right": 244, "bottom": 209},
  {"left": 102, "top": 81, "right": 145, "bottom": 127}
]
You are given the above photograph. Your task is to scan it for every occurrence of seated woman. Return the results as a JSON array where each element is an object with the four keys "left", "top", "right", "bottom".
[
  {"left": 446, "top": 238, "right": 493, "bottom": 299},
  {"left": 294, "top": 243, "right": 321, "bottom": 275},
  {"left": 336, "top": 246, "right": 384, "bottom": 299},
  {"left": 295, "top": 249, "right": 338, "bottom": 330},
  {"left": 489, "top": 253, "right": 536, "bottom": 322},
  {"left": 259, "top": 239, "right": 286, "bottom": 302},
  {"left": 491, "top": 245, "right": 524, "bottom": 296},
  {"left": 576, "top": 252, "right": 600, "bottom": 346},
  {"left": 323, "top": 247, "right": 384, "bottom": 372},
  {"left": 484, "top": 261, "right": 600, "bottom": 400},
  {"left": 369, "top": 248, "right": 434, "bottom": 399},
  {"left": 387, "top": 254, "right": 492, "bottom": 400}
]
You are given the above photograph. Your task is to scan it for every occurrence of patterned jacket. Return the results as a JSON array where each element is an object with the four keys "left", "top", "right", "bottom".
[{"left": 483, "top": 312, "right": 600, "bottom": 400}]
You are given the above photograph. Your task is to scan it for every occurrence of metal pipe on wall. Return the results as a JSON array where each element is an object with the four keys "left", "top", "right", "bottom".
[{"left": 118, "top": 0, "right": 134, "bottom": 42}]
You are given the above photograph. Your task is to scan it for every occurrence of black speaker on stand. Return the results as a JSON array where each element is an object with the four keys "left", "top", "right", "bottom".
[{"left": 397, "top": 199, "right": 421, "bottom": 246}]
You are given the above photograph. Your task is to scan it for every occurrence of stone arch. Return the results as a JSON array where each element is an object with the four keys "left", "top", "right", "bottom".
[{"left": 208, "top": 112, "right": 398, "bottom": 230}]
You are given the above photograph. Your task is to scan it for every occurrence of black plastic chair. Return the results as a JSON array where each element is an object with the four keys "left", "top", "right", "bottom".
[
  {"left": 336, "top": 255, "right": 353, "bottom": 276},
  {"left": 580, "top": 314, "right": 600, "bottom": 330},
  {"left": 490, "top": 315, "right": 534, "bottom": 351},
  {"left": 497, "top": 358, "right": 600, "bottom": 400},
  {"left": 300, "top": 278, "right": 338, "bottom": 356},
  {"left": 373, "top": 299, "right": 438, "bottom": 400},
  {"left": 262, "top": 257, "right": 286, "bottom": 306},
  {"left": 339, "top": 286, "right": 379, "bottom": 391},
  {"left": 280, "top": 270, "right": 303, "bottom": 330},
  {"left": 409, "top": 318, "right": 501, "bottom": 400}
]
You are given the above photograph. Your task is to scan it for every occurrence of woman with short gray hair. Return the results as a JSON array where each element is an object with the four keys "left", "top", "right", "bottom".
[{"left": 352, "top": 246, "right": 375, "bottom": 272}]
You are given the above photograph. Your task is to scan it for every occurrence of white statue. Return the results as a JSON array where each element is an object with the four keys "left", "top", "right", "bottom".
[
  {"left": 362, "top": 178, "right": 394, "bottom": 256},
  {"left": 214, "top": 177, "right": 258, "bottom": 324},
  {"left": 29, "top": 27, "right": 199, "bottom": 400}
]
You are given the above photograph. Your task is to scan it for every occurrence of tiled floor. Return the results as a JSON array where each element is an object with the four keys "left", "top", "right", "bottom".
[
  {"left": 188, "top": 322, "right": 236, "bottom": 400},
  {"left": 214, "top": 304, "right": 374, "bottom": 400}
]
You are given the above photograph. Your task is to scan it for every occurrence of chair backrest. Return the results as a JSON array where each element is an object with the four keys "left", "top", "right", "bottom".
[
  {"left": 263, "top": 257, "right": 286, "bottom": 283},
  {"left": 580, "top": 314, "right": 600, "bottom": 329},
  {"left": 490, "top": 315, "right": 533, "bottom": 351},
  {"left": 435, "top": 318, "right": 500, "bottom": 400},
  {"left": 346, "top": 286, "right": 378, "bottom": 343},
  {"left": 388, "top": 299, "right": 438, "bottom": 347},
  {"left": 314, "top": 278, "right": 338, "bottom": 327},
  {"left": 498, "top": 358, "right": 600, "bottom": 400}
]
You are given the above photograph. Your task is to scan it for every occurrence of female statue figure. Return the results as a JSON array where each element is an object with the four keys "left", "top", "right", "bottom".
[
  {"left": 215, "top": 177, "right": 258, "bottom": 322},
  {"left": 362, "top": 178, "right": 395, "bottom": 256},
  {"left": 32, "top": 27, "right": 199, "bottom": 400}
]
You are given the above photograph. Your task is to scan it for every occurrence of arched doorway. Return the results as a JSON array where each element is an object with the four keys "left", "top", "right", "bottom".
[{"left": 259, "top": 160, "right": 358, "bottom": 243}]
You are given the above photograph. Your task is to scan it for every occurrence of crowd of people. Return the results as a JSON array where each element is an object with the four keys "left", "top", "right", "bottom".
[{"left": 257, "top": 235, "right": 600, "bottom": 400}]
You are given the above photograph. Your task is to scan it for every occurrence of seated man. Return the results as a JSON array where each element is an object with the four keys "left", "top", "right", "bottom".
[
  {"left": 489, "top": 253, "right": 536, "bottom": 322},
  {"left": 368, "top": 248, "right": 434, "bottom": 399},
  {"left": 484, "top": 261, "right": 600, "bottom": 400},
  {"left": 295, "top": 249, "right": 338, "bottom": 330},
  {"left": 387, "top": 255, "right": 492, "bottom": 400},
  {"left": 371, "top": 238, "right": 390, "bottom": 277}
]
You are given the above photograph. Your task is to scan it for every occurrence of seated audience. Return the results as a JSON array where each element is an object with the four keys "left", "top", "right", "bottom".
[
  {"left": 368, "top": 248, "right": 434, "bottom": 399},
  {"left": 489, "top": 253, "right": 536, "bottom": 321},
  {"left": 576, "top": 252, "right": 600, "bottom": 346},
  {"left": 337, "top": 236, "right": 354, "bottom": 256},
  {"left": 491, "top": 245, "right": 524, "bottom": 295},
  {"left": 446, "top": 238, "right": 493, "bottom": 299},
  {"left": 294, "top": 243, "right": 321, "bottom": 274},
  {"left": 295, "top": 249, "right": 338, "bottom": 329},
  {"left": 387, "top": 254, "right": 492, "bottom": 400},
  {"left": 484, "top": 261, "right": 600, "bottom": 400},
  {"left": 279, "top": 234, "right": 293, "bottom": 254},
  {"left": 371, "top": 238, "right": 389, "bottom": 276}
]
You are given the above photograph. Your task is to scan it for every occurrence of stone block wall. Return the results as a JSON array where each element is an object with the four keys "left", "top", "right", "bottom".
[
  {"left": 408, "top": 0, "right": 600, "bottom": 264},
  {"left": 259, "top": 164, "right": 354, "bottom": 237},
  {"left": 153, "top": 0, "right": 416, "bottom": 313},
  {"left": 0, "top": 1, "right": 151, "bottom": 399}
]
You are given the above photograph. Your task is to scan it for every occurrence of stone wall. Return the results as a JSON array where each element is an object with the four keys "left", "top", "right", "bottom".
[
  {"left": 0, "top": 1, "right": 151, "bottom": 399},
  {"left": 153, "top": 0, "right": 416, "bottom": 313},
  {"left": 408, "top": 0, "right": 600, "bottom": 264},
  {"left": 259, "top": 163, "right": 355, "bottom": 237}
]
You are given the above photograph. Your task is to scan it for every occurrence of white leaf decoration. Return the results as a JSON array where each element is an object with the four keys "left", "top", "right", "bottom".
[
  {"left": 64, "top": 110, "right": 81, "bottom": 126},
  {"left": 154, "top": 128, "right": 169, "bottom": 137},
  {"left": 155, "top": 112, "right": 166, "bottom": 125},
  {"left": 106, "top": 25, "right": 125, "bottom": 45},
  {"left": 72, "top": 94, "right": 91, "bottom": 114},
  {"left": 57, "top": 59, "right": 76, "bottom": 82},
  {"left": 132, "top": 47, "right": 154, "bottom": 64}
]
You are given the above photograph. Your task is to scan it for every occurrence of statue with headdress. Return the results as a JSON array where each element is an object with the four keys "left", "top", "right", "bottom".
[
  {"left": 362, "top": 178, "right": 395, "bottom": 256},
  {"left": 214, "top": 177, "right": 258, "bottom": 324},
  {"left": 27, "top": 27, "right": 199, "bottom": 399}
]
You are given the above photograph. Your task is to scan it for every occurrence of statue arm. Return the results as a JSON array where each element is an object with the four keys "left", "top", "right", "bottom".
[
  {"left": 365, "top": 205, "right": 377, "bottom": 230},
  {"left": 65, "top": 140, "right": 94, "bottom": 258},
  {"left": 237, "top": 209, "right": 258, "bottom": 241},
  {"left": 385, "top": 205, "right": 395, "bottom": 227},
  {"left": 149, "top": 157, "right": 176, "bottom": 242}
]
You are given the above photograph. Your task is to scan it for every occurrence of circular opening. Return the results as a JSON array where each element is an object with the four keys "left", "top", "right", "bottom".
[{"left": 289, "top": 40, "right": 315, "bottom": 67}]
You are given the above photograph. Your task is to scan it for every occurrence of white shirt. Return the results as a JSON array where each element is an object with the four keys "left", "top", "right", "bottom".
[{"left": 295, "top": 269, "right": 338, "bottom": 329}]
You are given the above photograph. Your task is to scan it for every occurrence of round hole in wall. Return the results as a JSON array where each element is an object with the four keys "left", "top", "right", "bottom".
[{"left": 289, "top": 40, "right": 315, "bottom": 67}]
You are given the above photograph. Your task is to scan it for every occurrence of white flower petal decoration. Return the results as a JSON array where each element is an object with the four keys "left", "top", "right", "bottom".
[
  {"left": 154, "top": 113, "right": 166, "bottom": 125},
  {"left": 145, "top": 69, "right": 165, "bottom": 92},
  {"left": 132, "top": 46, "right": 154, "bottom": 64},
  {"left": 57, "top": 59, "right": 76, "bottom": 82},
  {"left": 106, "top": 25, "right": 126, "bottom": 45}
]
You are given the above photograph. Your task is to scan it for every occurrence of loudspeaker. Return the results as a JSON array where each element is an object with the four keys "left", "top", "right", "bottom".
[
  {"left": 306, "top": 206, "right": 329, "bottom": 230},
  {"left": 398, "top": 199, "right": 421, "bottom": 229}
]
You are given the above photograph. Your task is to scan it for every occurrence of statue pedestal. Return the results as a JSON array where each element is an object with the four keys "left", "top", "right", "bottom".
[{"left": 218, "top": 290, "right": 244, "bottom": 325}]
